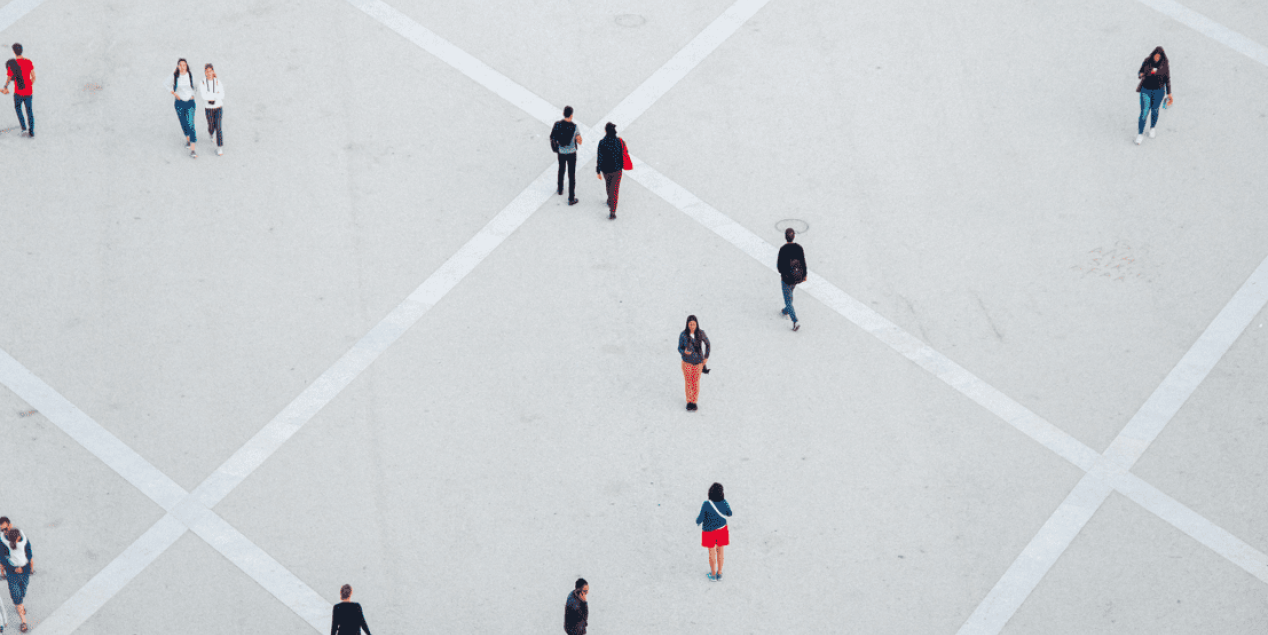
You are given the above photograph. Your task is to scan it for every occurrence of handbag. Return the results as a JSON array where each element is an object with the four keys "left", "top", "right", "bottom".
[{"left": 620, "top": 138, "right": 633, "bottom": 170}]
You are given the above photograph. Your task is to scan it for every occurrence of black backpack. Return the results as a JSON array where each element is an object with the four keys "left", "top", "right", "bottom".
[
  {"left": 550, "top": 120, "right": 575, "bottom": 153},
  {"left": 6, "top": 60, "right": 25, "bottom": 91},
  {"left": 789, "top": 258, "right": 806, "bottom": 285}
]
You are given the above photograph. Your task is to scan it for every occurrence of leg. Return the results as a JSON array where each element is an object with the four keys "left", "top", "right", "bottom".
[
  {"left": 688, "top": 363, "right": 702, "bottom": 403},
  {"left": 708, "top": 546, "right": 718, "bottom": 576},
  {"left": 184, "top": 101, "right": 197, "bottom": 145},
  {"left": 213, "top": 108, "right": 223, "bottom": 146},
  {"left": 1149, "top": 89, "right": 1162, "bottom": 129},
  {"left": 1138, "top": 91, "right": 1150, "bottom": 135},
  {"left": 717, "top": 544, "right": 725, "bottom": 575},
  {"left": 557, "top": 153, "right": 566, "bottom": 194},
  {"left": 782, "top": 280, "right": 798, "bottom": 324},
  {"left": 21, "top": 96, "right": 31, "bottom": 134},
  {"left": 13, "top": 95, "right": 26, "bottom": 131},
  {"left": 206, "top": 107, "right": 214, "bottom": 135},
  {"left": 610, "top": 170, "right": 623, "bottom": 213},
  {"left": 566, "top": 152, "right": 577, "bottom": 200},
  {"left": 604, "top": 171, "right": 617, "bottom": 210},
  {"left": 681, "top": 361, "right": 694, "bottom": 403}
]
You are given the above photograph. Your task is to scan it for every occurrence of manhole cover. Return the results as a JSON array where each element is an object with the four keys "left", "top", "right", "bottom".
[
  {"left": 775, "top": 219, "right": 809, "bottom": 234},
  {"left": 615, "top": 14, "right": 646, "bottom": 27}
]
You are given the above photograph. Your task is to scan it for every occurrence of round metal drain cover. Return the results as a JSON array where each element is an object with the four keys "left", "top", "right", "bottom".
[
  {"left": 615, "top": 14, "right": 646, "bottom": 27},
  {"left": 775, "top": 219, "right": 809, "bottom": 234}
]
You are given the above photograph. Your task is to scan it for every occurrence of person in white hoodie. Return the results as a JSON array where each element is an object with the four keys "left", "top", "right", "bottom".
[
  {"left": 200, "top": 63, "right": 224, "bottom": 155},
  {"left": 169, "top": 58, "right": 198, "bottom": 158},
  {"left": 1, "top": 528, "right": 33, "bottom": 632}
]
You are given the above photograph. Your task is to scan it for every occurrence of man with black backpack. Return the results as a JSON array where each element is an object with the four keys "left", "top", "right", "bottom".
[
  {"left": 550, "top": 106, "right": 582, "bottom": 205},
  {"left": 777, "top": 227, "right": 807, "bottom": 331},
  {"left": 2, "top": 43, "right": 35, "bottom": 137}
]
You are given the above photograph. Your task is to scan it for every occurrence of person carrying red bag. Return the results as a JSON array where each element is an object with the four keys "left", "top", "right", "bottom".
[{"left": 595, "top": 122, "right": 631, "bottom": 220}]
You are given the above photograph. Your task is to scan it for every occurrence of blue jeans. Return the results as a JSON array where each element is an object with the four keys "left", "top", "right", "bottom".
[
  {"left": 13, "top": 94, "right": 32, "bottom": 132},
  {"left": 1138, "top": 87, "right": 1165, "bottom": 134},
  {"left": 175, "top": 99, "right": 197, "bottom": 142},
  {"left": 781, "top": 280, "right": 798, "bottom": 323}
]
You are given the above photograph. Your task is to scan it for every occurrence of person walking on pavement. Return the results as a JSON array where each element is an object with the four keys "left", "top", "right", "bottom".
[
  {"left": 595, "top": 122, "right": 626, "bottom": 219},
  {"left": 169, "top": 58, "right": 198, "bottom": 158},
  {"left": 330, "top": 584, "right": 372, "bottom": 635},
  {"left": 552, "top": 106, "right": 582, "bottom": 205},
  {"left": 199, "top": 63, "right": 225, "bottom": 156},
  {"left": 677, "top": 315, "right": 710, "bottom": 411},
  {"left": 1, "top": 528, "right": 33, "bottom": 632},
  {"left": 0, "top": 519, "right": 28, "bottom": 581},
  {"left": 777, "top": 228, "right": 807, "bottom": 331},
  {"left": 1135, "top": 46, "right": 1173, "bottom": 145},
  {"left": 564, "top": 578, "right": 588, "bottom": 635},
  {"left": 696, "top": 483, "right": 732, "bottom": 581},
  {"left": 1, "top": 44, "right": 35, "bottom": 137}
]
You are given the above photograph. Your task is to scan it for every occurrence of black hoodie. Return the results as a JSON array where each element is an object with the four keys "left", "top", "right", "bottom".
[{"left": 1137, "top": 47, "right": 1171, "bottom": 94}]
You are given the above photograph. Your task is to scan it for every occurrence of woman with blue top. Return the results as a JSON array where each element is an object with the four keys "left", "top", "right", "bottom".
[
  {"left": 169, "top": 58, "right": 198, "bottom": 158},
  {"left": 696, "top": 482, "right": 732, "bottom": 581},
  {"left": 1, "top": 528, "right": 33, "bottom": 632},
  {"left": 677, "top": 315, "right": 710, "bottom": 412}
]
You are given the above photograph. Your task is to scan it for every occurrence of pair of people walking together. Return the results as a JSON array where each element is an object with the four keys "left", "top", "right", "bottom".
[
  {"left": 0, "top": 517, "right": 33, "bottom": 633},
  {"left": 170, "top": 58, "right": 225, "bottom": 158},
  {"left": 550, "top": 107, "right": 630, "bottom": 219}
]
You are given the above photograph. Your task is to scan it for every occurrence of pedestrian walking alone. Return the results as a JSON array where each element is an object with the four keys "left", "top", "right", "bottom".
[
  {"left": 1, "top": 528, "right": 33, "bottom": 632},
  {"left": 1134, "top": 46, "right": 1173, "bottom": 145},
  {"left": 169, "top": 58, "right": 198, "bottom": 158},
  {"left": 777, "top": 228, "right": 807, "bottom": 331},
  {"left": 696, "top": 483, "right": 732, "bottom": 581},
  {"left": 595, "top": 122, "right": 628, "bottom": 220},
  {"left": 200, "top": 63, "right": 225, "bottom": 156},
  {"left": 330, "top": 584, "right": 372, "bottom": 635},
  {"left": 1, "top": 44, "right": 35, "bottom": 137},
  {"left": 677, "top": 315, "right": 710, "bottom": 411},
  {"left": 564, "top": 578, "right": 588, "bottom": 635},
  {"left": 552, "top": 106, "right": 582, "bottom": 205}
]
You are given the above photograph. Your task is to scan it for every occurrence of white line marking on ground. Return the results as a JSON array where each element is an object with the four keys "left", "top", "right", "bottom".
[
  {"left": 1136, "top": 0, "right": 1268, "bottom": 67},
  {"left": 958, "top": 255, "right": 1268, "bottom": 634},
  {"left": 0, "top": 0, "right": 48, "bottom": 34},
  {"left": 29, "top": 1, "right": 772, "bottom": 631}
]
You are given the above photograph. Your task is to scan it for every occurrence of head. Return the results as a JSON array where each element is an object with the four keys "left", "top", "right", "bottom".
[
  {"left": 5, "top": 528, "right": 18, "bottom": 549},
  {"left": 563, "top": 105, "right": 573, "bottom": 119},
  {"left": 1151, "top": 46, "right": 1167, "bottom": 63},
  {"left": 685, "top": 314, "right": 699, "bottom": 335},
  {"left": 204, "top": 63, "right": 216, "bottom": 79},
  {"left": 575, "top": 578, "right": 589, "bottom": 600},
  {"left": 708, "top": 482, "right": 724, "bottom": 502},
  {"left": 340, "top": 584, "right": 352, "bottom": 600},
  {"left": 11, "top": 43, "right": 21, "bottom": 57},
  {"left": 0, "top": 517, "right": 9, "bottom": 533},
  {"left": 175, "top": 58, "right": 189, "bottom": 75},
  {"left": 605, "top": 122, "right": 617, "bottom": 136},
  {"left": 785, "top": 227, "right": 796, "bottom": 243}
]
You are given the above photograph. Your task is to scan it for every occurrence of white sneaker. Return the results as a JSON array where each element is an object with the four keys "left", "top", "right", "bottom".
[
  {"left": 1134, "top": 135, "right": 1143, "bottom": 145},
  {"left": 216, "top": 147, "right": 223, "bottom": 156},
  {"left": 1148, "top": 128, "right": 1156, "bottom": 138}
]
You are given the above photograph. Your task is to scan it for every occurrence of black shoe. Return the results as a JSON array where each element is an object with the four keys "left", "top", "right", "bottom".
[
  {"left": 792, "top": 322, "right": 800, "bottom": 331},
  {"left": 557, "top": 188, "right": 563, "bottom": 196},
  {"left": 568, "top": 198, "right": 578, "bottom": 205},
  {"left": 609, "top": 213, "right": 616, "bottom": 220},
  {"left": 687, "top": 402, "right": 697, "bottom": 411}
]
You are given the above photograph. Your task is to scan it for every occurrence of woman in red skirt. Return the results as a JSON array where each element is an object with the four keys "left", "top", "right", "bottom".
[{"left": 696, "top": 482, "right": 732, "bottom": 581}]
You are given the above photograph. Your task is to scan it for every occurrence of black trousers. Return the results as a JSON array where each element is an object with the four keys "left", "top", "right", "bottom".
[
  {"left": 556, "top": 151, "right": 577, "bottom": 199},
  {"left": 205, "top": 107, "right": 223, "bottom": 147}
]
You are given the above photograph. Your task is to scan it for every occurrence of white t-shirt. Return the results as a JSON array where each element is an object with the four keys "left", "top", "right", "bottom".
[{"left": 169, "top": 72, "right": 196, "bottom": 101}]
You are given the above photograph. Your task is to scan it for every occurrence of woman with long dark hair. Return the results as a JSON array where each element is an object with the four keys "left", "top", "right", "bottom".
[
  {"left": 169, "top": 58, "right": 198, "bottom": 158},
  {"left": 1135, "top": 46, "right": 1173, "bottom": 145},
  {"left": 695, "top": 482, "right": 732, "bottom": 581},
  {"left": 1, "top": 528, "right": 33, "bottom": 632},
  {"left": 677, "top": 315, "right": 710, "bottom": 411}
]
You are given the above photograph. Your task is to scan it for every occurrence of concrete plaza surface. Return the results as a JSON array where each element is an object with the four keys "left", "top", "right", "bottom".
[{"left": 0, "top": 0, "right": 1266, "bottom": 633}]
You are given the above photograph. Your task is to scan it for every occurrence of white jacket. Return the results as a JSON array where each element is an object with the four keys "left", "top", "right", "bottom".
[{"left": 200, "top": 76, "right": 224, "bottom": 109}]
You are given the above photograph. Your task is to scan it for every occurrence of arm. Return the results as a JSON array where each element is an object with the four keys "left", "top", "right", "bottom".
[
  {"left": 701, "top": 332, "right": 711, "bottom": 361},
  {"left": 720, "top": 500, "right": 732, "bottom": 517},
  {"left": 677, "top": 333, "right": 687, "bottom": 357},
  {"left": 696, "top": 503, "right": 706, "bottom": 526},
  {"left": 331, "top": 606, "right": 339, "bottom": 635},
  {"left": 358, "top": 605, "right": 371, "bottom": 635}
]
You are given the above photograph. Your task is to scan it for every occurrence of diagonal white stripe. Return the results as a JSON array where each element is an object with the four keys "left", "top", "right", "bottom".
[
  {"left": 0, "top": 0, "right": 48, "bottom": 34},
  {"left": 1135, "top": 0, "right": 1268, "bottom": 68}
]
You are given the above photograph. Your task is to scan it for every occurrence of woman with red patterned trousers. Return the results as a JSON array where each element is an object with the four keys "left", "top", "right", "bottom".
[{"left": 677, "top": 315, "right": 710, "bottom": 412}]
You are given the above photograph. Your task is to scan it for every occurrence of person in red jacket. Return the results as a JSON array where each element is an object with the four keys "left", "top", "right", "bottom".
[{"left": 2, "top": 43, "right": 35, "bottom": 137}]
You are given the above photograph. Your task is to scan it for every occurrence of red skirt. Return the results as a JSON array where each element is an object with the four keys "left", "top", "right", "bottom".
[{"left": 701, "top": 524, "right": 730, "bottom": 548}]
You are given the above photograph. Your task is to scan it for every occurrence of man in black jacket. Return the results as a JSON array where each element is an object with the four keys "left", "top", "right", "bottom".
[
  {"left": 551, "top": 106, "right": 581, "bottom": 204},
  {"left": 564, "top": 578, "right": 589, "bottom": 635},
  {"left": 776, "top": 228, "right": 806, "bottom": 331},
  {"left": 595, "top": 122, "right": 624, "bottom": 219}
]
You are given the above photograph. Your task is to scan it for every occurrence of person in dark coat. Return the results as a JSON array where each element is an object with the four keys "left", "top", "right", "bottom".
[
  {"left": 595, "top": 122, "right": 625, "bottom": 219},
  {"left": 677, "top": 315, "right": 711, "bottom": 411},
  {"left": 330, "top": 584, "right": 372, "bottom": 635},
  {"left": 564, "top": 578, "right": 589, "bottom": 635},
  {"left": 551, "top": 105, "right": 582, "bottom": 204},
  {"left": 1134, "top": 46, "right": 1173, "bottom": 145},
  {"left": 776, "top": 227, "right": 807, "bottom": 331}
]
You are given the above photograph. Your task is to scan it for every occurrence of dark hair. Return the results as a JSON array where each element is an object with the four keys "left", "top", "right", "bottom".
[
  {"left": 605, "top": 122, "right": 617, "bottom": 136},
  {"left": 205, "top": 62, "right": 215, "bottom": 74},
  {"left": 575, "top": 578, "right": 588, "bottom": 591},
  {"left": 785, "top": 228, "right": 796, "bottom": 242},
  {"left": 683, "top": 314, "right": 701, "bottom": 336},
  {"left": 563, "top": 105, "right": 573, "bottom": 118},
  {"left": 708, "top": 482, "right": 724, "bottom": 502},
  {"left": 173, "top": 58, "right": 189, "bottom": 91},
  {"left": 340, "top": 584, "right": 352, "bottom": 599},
  {"left": 5, "top": 528, "right": 19, "bottom": 550},
  {"left": 0, "top": 517, "right": 9, "bottom": 526},
  {"left": 11, "top": 44, "right": 21, "bottom": 56},
  {"left": 1145, "top": 46, "right": 1169, "bottom": 74}
]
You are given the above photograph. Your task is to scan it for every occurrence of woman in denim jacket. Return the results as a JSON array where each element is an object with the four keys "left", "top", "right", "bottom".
[{"left": 677, "top": 315, "right": 710, "bottom": 411}]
